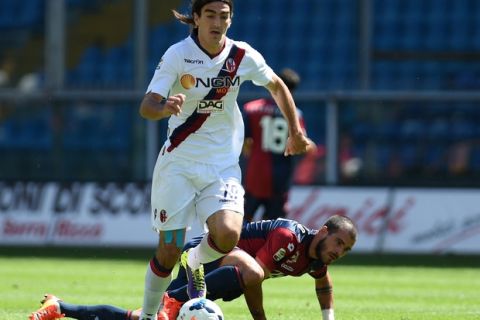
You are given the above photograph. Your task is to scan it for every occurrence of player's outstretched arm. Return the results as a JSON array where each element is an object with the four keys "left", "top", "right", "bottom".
[
  {"left": 315, "top": 271, "right": 335, "bottom": 320},
  {"left": 242, "top": 257, "right": 271, "bottom": 320},
  {"left": 139, "top": 92, "right": 185, "bottom": 120},
  {"left": 264, "top": 74, "right": 310, "bottom": 156},
  {"left": 243, "top": 281, "right": 266, "bottom": 320}
]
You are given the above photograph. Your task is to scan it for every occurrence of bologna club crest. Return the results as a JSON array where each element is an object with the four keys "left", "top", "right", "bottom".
[
  {"left": 224, "top": 57, "right": 236, "bottom": 73},
  {"left": 154, "top": 208, "right": 168, "bottom": 223}
]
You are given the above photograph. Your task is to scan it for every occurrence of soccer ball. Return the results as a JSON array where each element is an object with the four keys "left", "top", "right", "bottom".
[{"left": 177, "top": 298, "right": 224, "bottom": 320}]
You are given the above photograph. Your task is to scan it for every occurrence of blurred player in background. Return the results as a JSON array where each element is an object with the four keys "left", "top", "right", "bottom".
[
  {"left": 30, "top": 215, "right": 357, "bottom": 320},
  {"left": 137, "top": 0, "right": 311, "bottom": 319},
  {"left": 242, "top": 68, "right": 316, "bottom": 221}
]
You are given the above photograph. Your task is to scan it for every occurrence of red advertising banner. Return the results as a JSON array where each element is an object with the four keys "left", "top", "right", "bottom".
[{"left": 2, "top": 182, "right": 480, "bottom": 253}]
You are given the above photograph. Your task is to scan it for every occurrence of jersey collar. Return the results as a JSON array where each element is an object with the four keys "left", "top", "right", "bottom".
[{"left": 190, "top": 33, "right": 226, "bottom": 59}]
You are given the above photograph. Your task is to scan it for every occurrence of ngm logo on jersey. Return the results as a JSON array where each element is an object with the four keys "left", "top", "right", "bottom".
[{"left": 180, "top": 73, "right": 240, "bottom": 94}]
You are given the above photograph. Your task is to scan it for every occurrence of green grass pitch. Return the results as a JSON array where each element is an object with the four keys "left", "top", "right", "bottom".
[{"left": 1, "top": 247, "right": 479, "bottom": 320}]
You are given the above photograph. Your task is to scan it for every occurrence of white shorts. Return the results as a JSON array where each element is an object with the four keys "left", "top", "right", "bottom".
[{"left": 150, "top": 151, "right": 245, "bottom": 232}]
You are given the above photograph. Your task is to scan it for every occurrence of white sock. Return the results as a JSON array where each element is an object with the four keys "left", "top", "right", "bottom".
[
  {"left": 188, "top": 234, "right": 227, "bottom": 269},
  {"left": 139, "top": 262, "right": 172, "bottom": 319}
]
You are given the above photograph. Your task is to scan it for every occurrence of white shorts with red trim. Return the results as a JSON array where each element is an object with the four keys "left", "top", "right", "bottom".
[{"left": 150, "top": 150, "right": 245, "bottom": 232}]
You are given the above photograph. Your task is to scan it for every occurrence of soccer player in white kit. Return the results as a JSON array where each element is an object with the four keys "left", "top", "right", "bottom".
[{"left": 138, "top": 1, "right": 311, "bottom": 319}]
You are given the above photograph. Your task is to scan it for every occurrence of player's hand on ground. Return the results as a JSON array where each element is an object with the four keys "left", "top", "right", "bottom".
[
  {"left": 284, "top": 132, "right": 312, "bottom": 156},
  {"left": 164, "top": 93, "right": 185, "bottom": 116}
]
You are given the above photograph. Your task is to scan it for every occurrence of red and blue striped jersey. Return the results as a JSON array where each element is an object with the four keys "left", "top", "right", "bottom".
[{"left": 238, "top": 218, "right": 327, "bottom": 279}]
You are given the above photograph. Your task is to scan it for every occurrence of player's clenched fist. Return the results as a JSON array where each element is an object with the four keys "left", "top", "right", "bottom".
[
  {"left": 139, "top": 92, "right": 186, "bottom": 120},
  {"left": 284, "top": 131, "right": 314, "bottom": 156},
  {"left": 163, "top": 93, "right": 185, "bottom": 116}
]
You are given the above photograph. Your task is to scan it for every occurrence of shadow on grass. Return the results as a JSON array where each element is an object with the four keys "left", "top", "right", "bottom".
[{"left": 1, "top": 246, "right": 479, "bottom": 268}]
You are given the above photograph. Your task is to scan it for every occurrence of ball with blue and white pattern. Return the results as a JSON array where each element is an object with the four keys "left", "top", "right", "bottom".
[{"left": 177, "top": 297, "right": 224, "bottom": 320}]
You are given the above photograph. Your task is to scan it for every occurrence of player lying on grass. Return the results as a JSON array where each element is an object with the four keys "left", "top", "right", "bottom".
[{"left": 29, "top": 215, "right": 357, "bottom": 320}]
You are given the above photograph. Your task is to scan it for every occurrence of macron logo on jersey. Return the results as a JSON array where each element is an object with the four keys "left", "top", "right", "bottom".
[
  {"left": 184, "top": 58, "right": 204, "bottom": 64},
  {"left": 180, "top": 52, "right": 240, "bottom": 92}
]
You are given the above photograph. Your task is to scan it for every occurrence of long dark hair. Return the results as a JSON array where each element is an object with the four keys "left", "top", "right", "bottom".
[{"left": 172, "top": 0, "right": 234, "bottom": 33}]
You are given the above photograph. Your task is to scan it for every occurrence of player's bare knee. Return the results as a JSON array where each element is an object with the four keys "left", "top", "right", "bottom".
[
  {"left": 227, "top": 249, "right": 265, "bottom": 286},
  {"left": 240, "top": 264, "right": 264, "bottom": 287},
  {"left": 207, "top": 210, "right": 243, "bottom": 251},
  {"left": 211, "top": 228, "right": 240, "bottom": 252}
]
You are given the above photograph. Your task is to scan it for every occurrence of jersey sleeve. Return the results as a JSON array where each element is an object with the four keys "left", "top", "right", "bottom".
[
  {"left": 255, "top": 227, "right": 299, "bottom": 272},
  {"left": 146, "top": 46, "right": 179, "bottom": 97},
  {"left": 240, "top": 42, "right": 274, "bottom": 87}
]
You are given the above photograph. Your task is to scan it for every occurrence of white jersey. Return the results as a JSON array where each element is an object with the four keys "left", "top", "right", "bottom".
[{"left": 146, "top": 36, "right": 274, "bottom": 166}]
